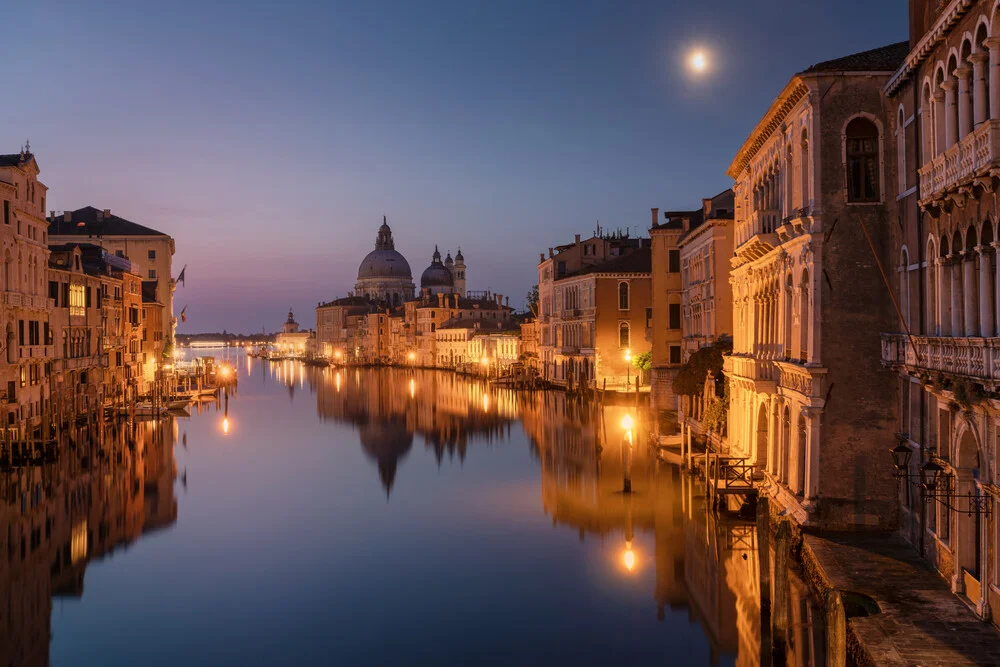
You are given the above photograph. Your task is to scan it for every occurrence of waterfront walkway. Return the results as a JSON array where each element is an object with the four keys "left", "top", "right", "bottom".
[{"left": 803, "top": 532, "right": 1000, "bottom": 666}]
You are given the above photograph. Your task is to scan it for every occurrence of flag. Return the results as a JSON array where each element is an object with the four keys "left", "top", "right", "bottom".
[
  {"left": 177, "top": 265, "right": 187, "bottom": 286},
  {"left": 180, "top": 305, "right": 187, "bottom": 323}
]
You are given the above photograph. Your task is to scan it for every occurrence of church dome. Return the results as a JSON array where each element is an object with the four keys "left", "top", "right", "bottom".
[
  {"left": 357, "top": 217, "right": 413, "bottom": 280},
  {"left": 358, "top": 249, "right": 412, "bottom": 279},
  {"left": 421, "top": 246, "right": 454, "bottom": 288}
]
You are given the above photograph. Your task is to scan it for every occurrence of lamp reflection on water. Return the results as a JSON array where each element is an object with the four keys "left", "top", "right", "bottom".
[
  {"left": 222, "top": 417, "right": 230, "bottom": 434},
  {"left": 623, "top": 540, "right": 636, "bottom": 572},
  {"left": 409, "top": 378, "right": 415, "bottom": 399}
]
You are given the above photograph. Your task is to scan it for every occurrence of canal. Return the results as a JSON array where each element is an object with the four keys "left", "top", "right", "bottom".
[{"left": 4, "top": 357, "right": 827, "bottom": 666}]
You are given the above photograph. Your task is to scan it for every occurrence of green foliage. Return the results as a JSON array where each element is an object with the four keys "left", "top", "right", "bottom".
[
  {"left": 632, "top": 351, "right": 652, "bottom": 372},
  {"left": 702, "top": 380, "right": 730, "bottom": 433},
  {"left": 527, "top": 284, "right": 539, "bottom": 316},
  {"left": 671, "top": 337, "right": 732, "bottom": 397}
]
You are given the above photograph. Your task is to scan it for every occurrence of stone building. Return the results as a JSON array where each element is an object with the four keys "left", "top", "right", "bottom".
[
  {"left": 536, "top": 232, "right": 647, "bottom": 385},
  {"left": 0, "top": 150, "right": 52, "bottom": 434},
  {"left": 679, "top": 191, "right": 735, "bottom": 362},
  {"left": 354, "top": 217, "right": 415, "bottom": 305},
  {"left": 316, "top": 296, "right": 372, "bottom": 359},
  {"left": 410, "top": 291, "right": 512, "bottom": 366},
  {"left": 882, "top": 0, "right": 1000, "bottom": 626},
  {"left": 49, "top": 206, "right": 176, "bottom": 353},
  {"left": 275, "top": 308, "right": 316, "bottom": 358},
  {"left": 724, "top": 42, "right": 908, "bottom": 529},
  {"left": 545, "top": 246, "right": 652, "bottom": 389},
  {"left": 649, "top": 210, "right": 686, "bottom": 408}
]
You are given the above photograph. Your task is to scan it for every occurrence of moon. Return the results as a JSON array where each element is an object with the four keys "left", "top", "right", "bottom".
[{"left": 689, "top": 50, "right": 707, "bottom": 73}]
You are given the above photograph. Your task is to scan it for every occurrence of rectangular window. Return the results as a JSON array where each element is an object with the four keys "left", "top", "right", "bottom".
[
  {"left": 645, "top": 307, "right": 652, "bottom": 329},
  {"left": 48, "top": 281, "right": 58, "bottom": 304},
  {"left": 18, "top": 320, "right": 24, "bottom": 347},
  {"left": 668, "top": 250, "right": 680, "bottom": 273},
  {"left": 669, "top": 345, "right": 681, "bottom": 365},
  {"left": 148, "top": 269, "right": 157, "bottom": 279},
  {"left": 2, "top": 200, "right": 8, "bottom": 225},
  {"left": 86, "top": 286, "right": 92, "bottom": 309},
  {"left": 62, "top": 283, "right": 70, "bottom": 309},
  {"left": 147, "top": 249, "right": 156, "bottom": 260},
  {"left": 6, "top": 381, "right": 14, "bottom": 403},
  {"left": 43, "top": 322, "right": 50, "bottom": 345},
  {"left": 669, "top": 304, "right": 681, "bottom": 330},
  {"left": 69, "top": 284, "right": 85, "bottom": 317}
]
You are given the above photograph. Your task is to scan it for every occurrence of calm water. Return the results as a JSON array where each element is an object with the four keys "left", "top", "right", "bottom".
[{"left": 2, "top": 353, "right": 825, "bottom": 666}]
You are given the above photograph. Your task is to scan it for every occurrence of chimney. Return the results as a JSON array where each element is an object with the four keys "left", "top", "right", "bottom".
[
  {"left": 104, "top": 208, "right": 111, "bottom": 217},
  {"left": 682, "top": 216, "right": 691, "bottom": 233},
  {"left": 437, "top": 292, "right": 444, "bottom": 307},
  {"left": 505, "top": 296, "right": 509, "bottom": 307},
  {"left": 548, "top": 248, "right": 554, "bottom": 258},
  {"left": 651, "top": 207, "right": 658, "bottom": 228},
  {"left": 63, "top": 211, "right": 71, "bottom": 222},
  {"left": 575, "top": 234, "right": 581, "bottom": 244},
  {"left": 49, "top": 210, "right": 55, "bottom": 219},
  {"left": 539, "top": 253, "right": 545, "bottom": 263}
]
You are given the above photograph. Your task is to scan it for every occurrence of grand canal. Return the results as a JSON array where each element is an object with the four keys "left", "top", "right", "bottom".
[{"left": 3, "top": 354, "right": 827, "bottom": 666}]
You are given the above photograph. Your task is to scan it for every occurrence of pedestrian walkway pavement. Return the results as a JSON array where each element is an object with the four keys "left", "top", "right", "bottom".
[{"left": 803, "top": 531, "right": 1000, "bottom": 666}]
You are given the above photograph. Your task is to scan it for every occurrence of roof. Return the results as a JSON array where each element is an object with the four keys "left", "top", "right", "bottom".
[
  {"left": 800, "top": 41, "right": 909, "bottom": 74},
  {"left": 48, "top": 206, "right": 169, "bottom": 237},
  {"left": 560, "top": 247, "right": 651, "bottom": 279},
  {"left": 654, "top": 209, "right": 702, "bottom": 231},
  {"left": 0, "top": 152, "right": 36, "bottom": 168},
  {"left": 319, "top": 296, "right": 371, "bottom": 308}
]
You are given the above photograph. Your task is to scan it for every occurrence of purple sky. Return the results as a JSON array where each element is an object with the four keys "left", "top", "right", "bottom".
[{"left": 5, "top": 0, "right": 905, "bottom": 333}]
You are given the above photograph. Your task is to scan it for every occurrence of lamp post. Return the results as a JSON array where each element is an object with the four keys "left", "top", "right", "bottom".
[
  {"left": 624, "top": 349, "right": 632, "bottom": 389},
  {"left": 891, "top": 444, "right": 991, "bottom": 517}
]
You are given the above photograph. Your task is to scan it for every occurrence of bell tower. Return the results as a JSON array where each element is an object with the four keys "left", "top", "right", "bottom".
[{"left": 453, "top": 247, "right": 466, "bottom": 297}]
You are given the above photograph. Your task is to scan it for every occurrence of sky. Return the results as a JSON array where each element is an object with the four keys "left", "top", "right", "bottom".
[{"left": 3, "top": 0, "right": 906, "bottom": 333}]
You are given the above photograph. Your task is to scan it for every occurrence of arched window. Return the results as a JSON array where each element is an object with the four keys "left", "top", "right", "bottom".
[
  {"left": 618, "top": 281, "right": 629, "bottom": 310},
  {"left": 922, "top": 82, "right": 935, "bottom": 158},
  {"left": 846, "top": 118, "right": 880, "bottom": 202},
  {"left": 619, "top": 322, "right": 630, "bottom": 348}
]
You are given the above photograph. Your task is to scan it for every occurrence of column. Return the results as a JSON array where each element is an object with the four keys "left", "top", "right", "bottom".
[
  {"left": 978, "top": 246, "right": 994, "bottom": 337},
  {"left": 942, "top": 79, "right": 958, "bottom": 149},
  {"left": 971, "top": 52, "right": 989, "bottom": 126},
  {"left": 993, "top": 242, "right": 1000, "bottom": 336},
  {"left": 987, "top": 37, "right": 1000, "bottom": 120},
  {"left": 963, "top": 251, "right": 979, "bottom": 336},
  {"left": 934, "top": 90, "right": 947, "bottom": 156},
  {"left": 802, "top": 407, "right": 821, "bottom": 501},
  {"left": 950, "top": 255, "right": 964, "bottom": 336},
  {"left": 957, "top": 67, "right": 973, "bottom": 138}
]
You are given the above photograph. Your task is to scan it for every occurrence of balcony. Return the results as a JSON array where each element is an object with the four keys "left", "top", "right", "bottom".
[
  {"left": 735, "top": 209, "right": 780, "bottom": 262},
  {"left": 881, "top": 333, "right": 1000, "bottom": 388},
  {"left": 3, "top": 291, "right": 49, "bottom": 310},
  {"left": 918, "top": 119, "right": 1000, "bottom": 203},
  {"left": 723, "top": 354, "right": 776, "bottom": 393}
]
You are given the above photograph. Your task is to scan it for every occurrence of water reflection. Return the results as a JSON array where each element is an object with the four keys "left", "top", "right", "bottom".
[
  {"left": 0, "top": 418, "right": 178, "bottom": 667},
  {"left": 2, "top": 361, "right": 828, "bottom": 666}
]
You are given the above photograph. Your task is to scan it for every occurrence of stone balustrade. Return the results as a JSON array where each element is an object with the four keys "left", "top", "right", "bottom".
[
  {"left": 881, "top": 332, "right": 1000, "bottom": 386},
  {"left": 918, "top": 119, "right": 1000, "bottom": 201}
]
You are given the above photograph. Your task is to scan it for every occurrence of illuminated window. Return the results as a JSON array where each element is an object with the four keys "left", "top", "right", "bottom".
[{"left": 69, "top": 284, "right": 85, "bottom": 316}]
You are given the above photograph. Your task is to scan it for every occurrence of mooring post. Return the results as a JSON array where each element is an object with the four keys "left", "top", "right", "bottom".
[
  {"left": 772, "top": 519, "right": 791, "bottom": 659},
  {"left": 826, "top": 589, "right": 846, "bottom": 667}
]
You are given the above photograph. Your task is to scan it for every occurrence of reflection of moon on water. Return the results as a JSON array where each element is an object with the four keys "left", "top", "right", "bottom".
[{"left": 359, "top": 417, "right": 413, "bottom": 496}]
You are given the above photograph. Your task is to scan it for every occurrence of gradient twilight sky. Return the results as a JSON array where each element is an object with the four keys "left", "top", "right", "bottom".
[{"left": 4, "top": 0, "right": 905, "bottom": 333}]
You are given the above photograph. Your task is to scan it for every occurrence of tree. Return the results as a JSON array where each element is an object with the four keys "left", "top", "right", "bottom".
[
  {"left": 526, "top": 284, "right": 539, "bottom": 317},
  {"left": 632, "top": 351, "right": 652, "bottom": 372},
  {"left": 671, "top": 337, "right": 732, "bottom": 397}
]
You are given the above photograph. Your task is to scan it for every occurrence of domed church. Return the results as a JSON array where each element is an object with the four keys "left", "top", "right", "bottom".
[
  {"left": 355, "top": 217, "right": 468, "bottom": 304},
  {"left": 355, "top": 217, "right": 416, "bottom": 305}
]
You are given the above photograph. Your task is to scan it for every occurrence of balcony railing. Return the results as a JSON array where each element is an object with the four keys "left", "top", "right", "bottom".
[
  {"left": 735, "top": 209, "right": 780, "bottom": 262},
  {"left": 723, "top": 354, "right": 776, "bottom": 391},
  {"left": 3, "top": 291, "right": 49, "bottom": 310},
  {"left": 918, "top": 119, "right": 1000, "bottom": 201},
  {"left": 881, "top": 333, "right": 1000, "bottom": 385}
]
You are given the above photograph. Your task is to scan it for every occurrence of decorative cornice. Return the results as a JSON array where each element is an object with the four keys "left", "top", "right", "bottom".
[
  {"left": 727, "top": 79, "right": 810, "bottom": 179},
  {"left": 885, "top": 0, "right": 976, "bottom": 95}
]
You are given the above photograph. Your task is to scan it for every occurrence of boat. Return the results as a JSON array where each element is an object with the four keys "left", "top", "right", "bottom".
[
  {"left": 166, "top": 398, "right": 191, "bottom": 410},
  {"left": 119, "top": 403, "right": 168, "bottom": 418}
]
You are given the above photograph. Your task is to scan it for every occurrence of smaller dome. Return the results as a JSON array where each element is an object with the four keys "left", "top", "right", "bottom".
[
  {"left": 421, "top": 263, "right": 454, "bottom": 288},
  {"left": 455, "top": 247, "right": 464, "bottom": 262},
  {"left": 445, "top": 252, "right": 453, "bottom": 266}
]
